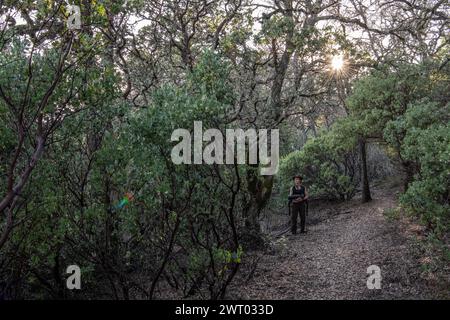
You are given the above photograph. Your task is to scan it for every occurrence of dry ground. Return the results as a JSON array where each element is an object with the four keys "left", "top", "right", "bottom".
[{"left": 228, "top": 187, "right": 448, "bottom": 299}]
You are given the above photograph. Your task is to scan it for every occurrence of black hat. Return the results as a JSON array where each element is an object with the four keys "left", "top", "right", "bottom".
[{"left": 293, "top": 175, "right": 303, "bottom": 181}]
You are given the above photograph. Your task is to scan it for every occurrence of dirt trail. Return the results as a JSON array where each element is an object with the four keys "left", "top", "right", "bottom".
[{"left": 230, "top": 188, "right": 435, "bottom": 299}]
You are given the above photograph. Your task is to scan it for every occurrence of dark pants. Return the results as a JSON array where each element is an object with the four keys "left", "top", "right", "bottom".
[{"left": 291, "top": 202, "right": 306, "bottom": 234}]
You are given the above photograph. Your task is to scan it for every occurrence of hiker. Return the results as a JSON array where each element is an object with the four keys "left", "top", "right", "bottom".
[{"left": 289, "top": 175, "right": 308, "bottom": 235}]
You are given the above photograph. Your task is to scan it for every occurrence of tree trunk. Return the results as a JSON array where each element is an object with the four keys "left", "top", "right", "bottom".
[
  {"left": 402, "top": 160, "right": 418, "bottom": 192},
  {"left": 359, "top": 138, "right": 372, "bottom": 203},
  {"left": 243, "top": 166, "right": 273, "bottom": 248}
]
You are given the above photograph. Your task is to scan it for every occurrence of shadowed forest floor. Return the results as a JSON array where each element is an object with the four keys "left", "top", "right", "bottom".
[{"left": 228, "top": 187, "right": 449, "bottom": 300}]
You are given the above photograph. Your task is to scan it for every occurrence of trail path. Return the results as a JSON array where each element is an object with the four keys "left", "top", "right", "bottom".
[{"left": 231, "top": 189, "right": 436, "bottom": 299}]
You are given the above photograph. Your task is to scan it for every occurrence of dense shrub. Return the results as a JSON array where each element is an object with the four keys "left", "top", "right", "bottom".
[
  {"left": 396, "top": 102, "right": 450, "bottom": 234},
  {"left": 279, "top": 120, "right": 360, "bottom": 200},
  {"left": 347, "top": 61, "right": 449, "bottom": 233}
]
